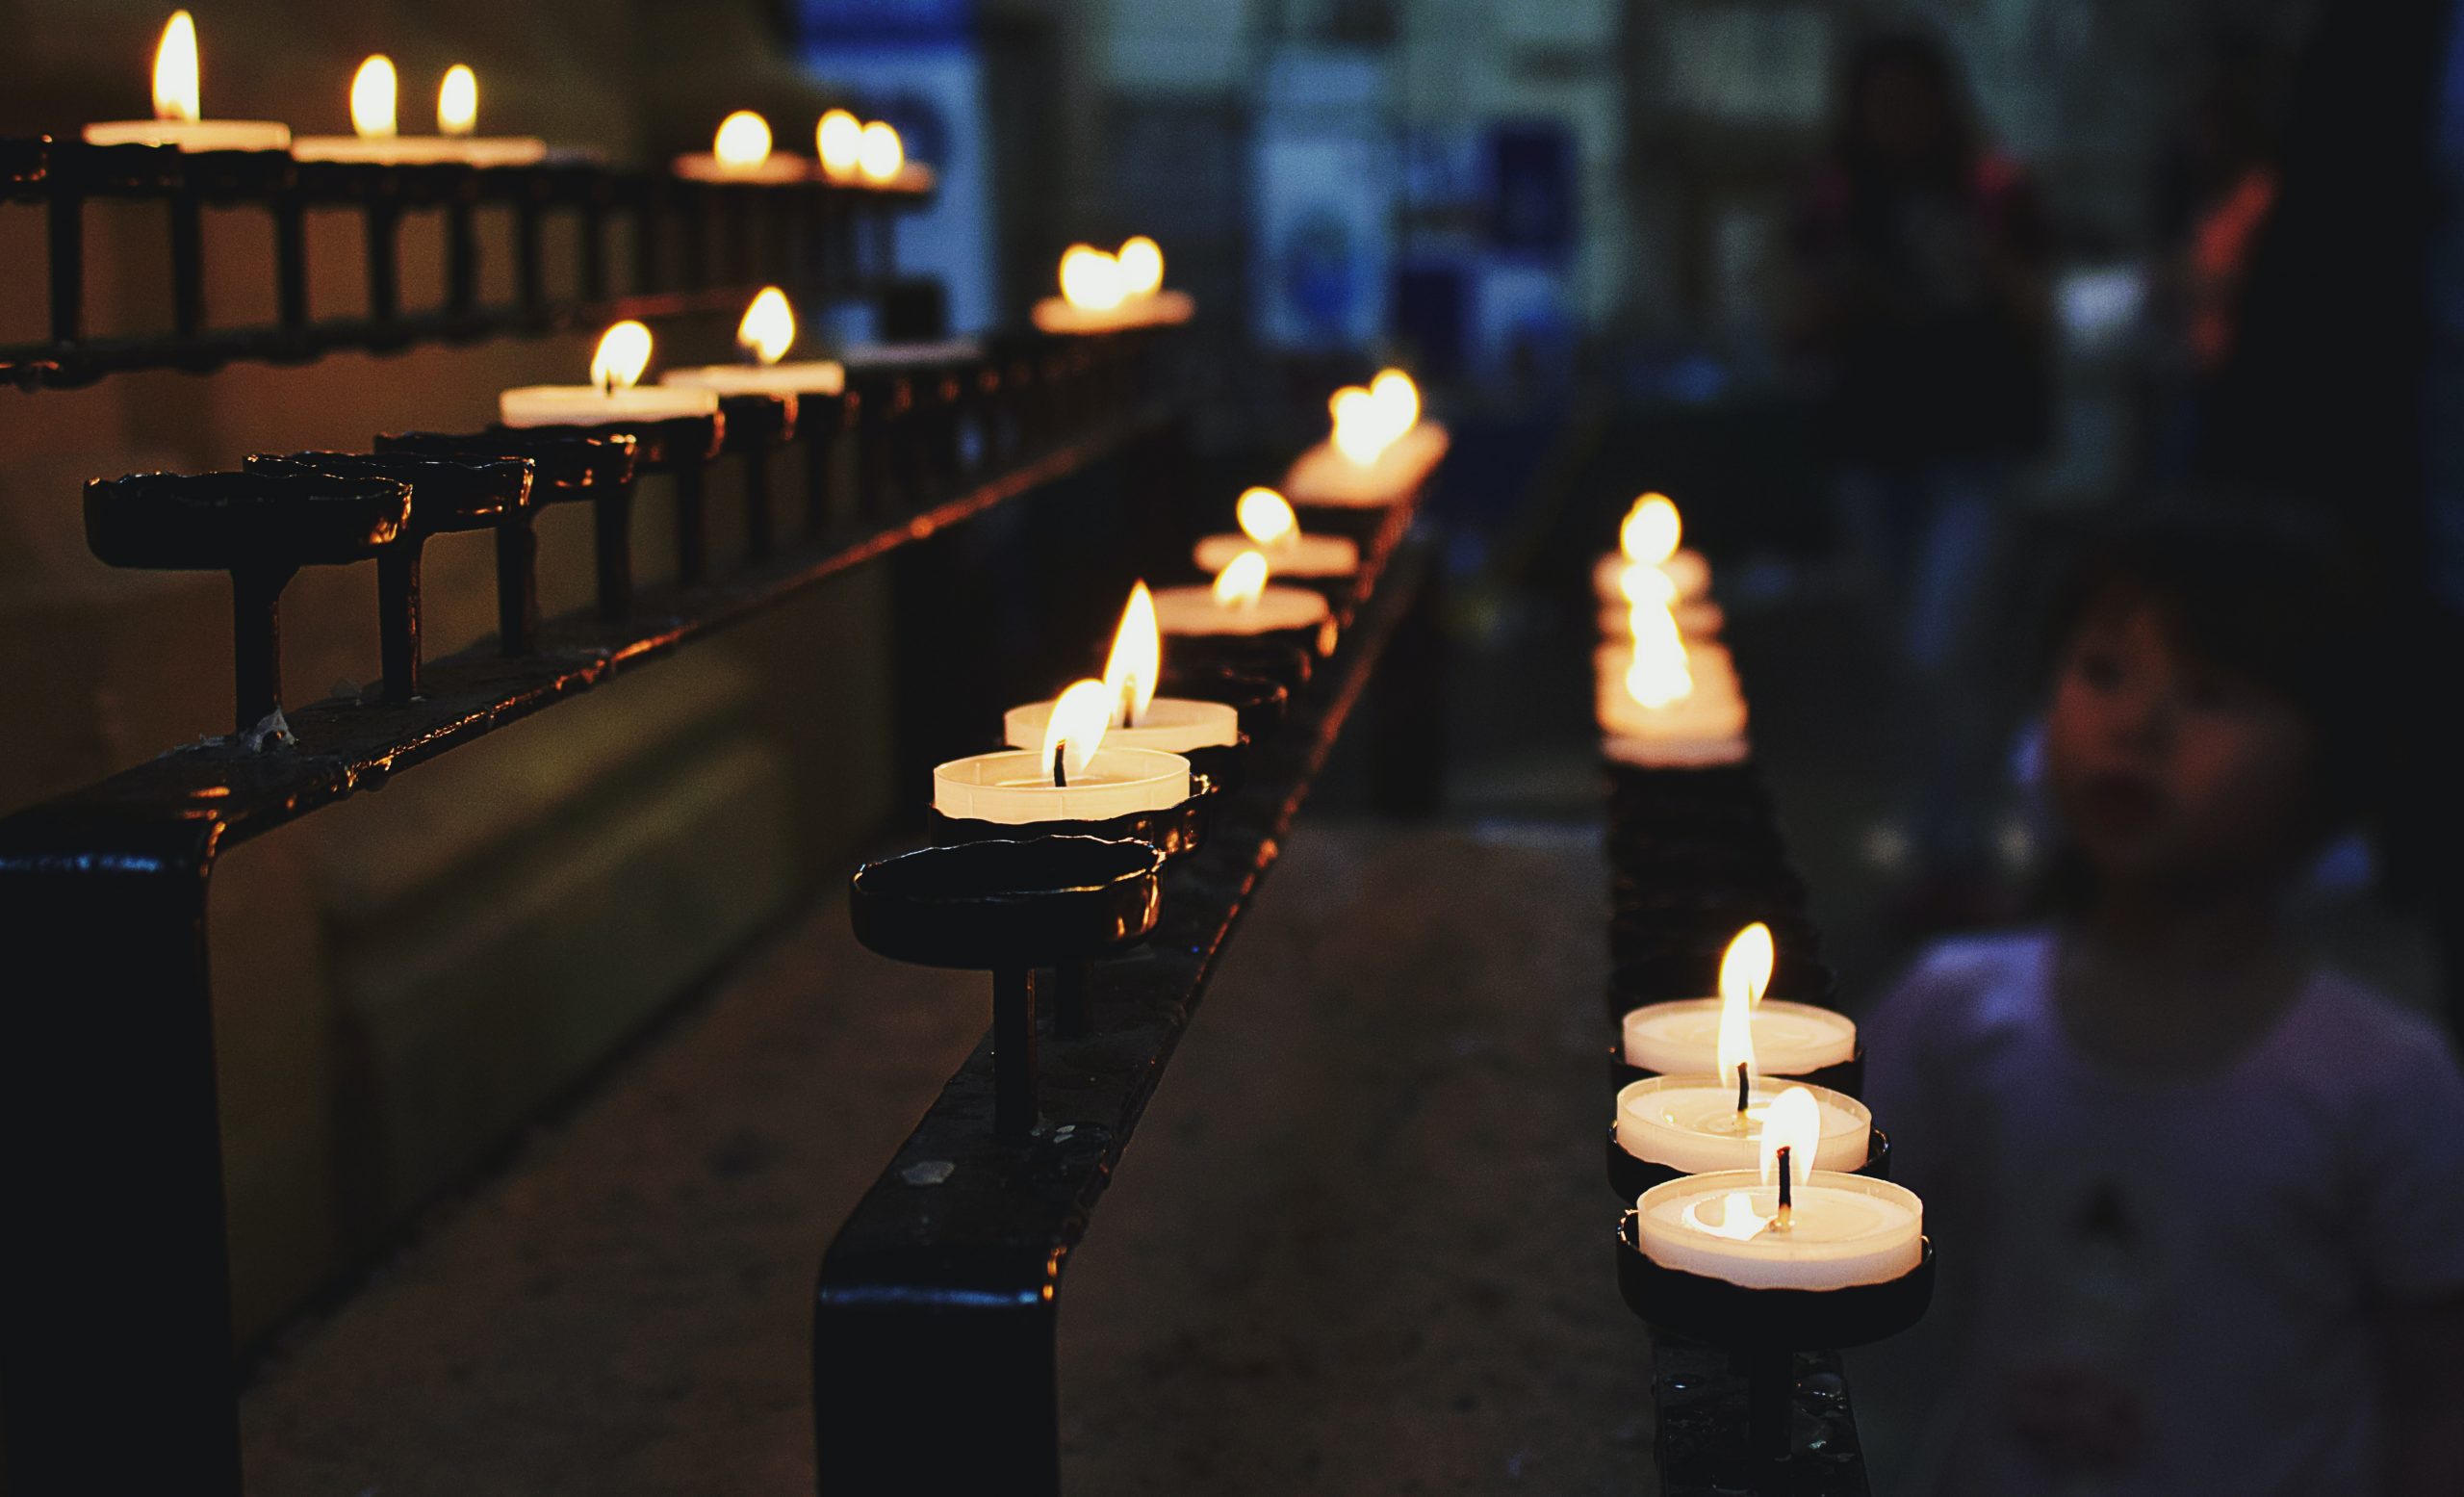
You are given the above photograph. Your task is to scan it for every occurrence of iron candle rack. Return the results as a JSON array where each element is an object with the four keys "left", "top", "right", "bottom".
[{"left": 0, "top": 134, "right": 922, "bottom": 390}]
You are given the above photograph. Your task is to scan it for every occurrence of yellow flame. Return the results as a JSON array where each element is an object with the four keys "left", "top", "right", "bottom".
[
  {"left": 738, "top": 286, "right": 795, "bottom": 365},
  {"left": 1682, "top": 1190, "right": 1775, "bottom": 1242},
  {"left": 1059, "top": 245, "right": 1125, "bottom": 313},
  {"left": 713, "top": 111, "right": 773, "bottom": 170},
  {"left": 1116, "top": 236, "right": 1164, "bottom": 297},
  {"left": 349, "top": 55, "right": 398, "bottom": 140},
  {"left": 437, "top": 64, "right": 477, "bottom": 136},
  {"left": 153, "top": 12, "right": 200, "bottom": 123},
  {"left": 1717, "top": 957, "right": 1756, "bottom": 1093},
  {"left": 1719, "top": 924, "right": 1775, "bottom": 1011},
  {"left": 1330, "top": 386, "right": 1389, "bottom": 465},
  {"left": 816, "top": 109, "right": 861, "bottom": 178},
  {"left": 1759, "top": 1087, "right": 1822, "bottom": 1189},
  {"left": 1371, "top": 368, "right": 1421, "bottom": 433},
  {"left": 590, "top": 321, "right": 653, "bottom": 394},
  {"left": 1041, "top": 679, "right": 1112, "bottom": 783},
  {"left": 1237, "top": 487, "right": 1297, "bottom": 547},
  {"left": 1623, "top": 606, "right": 1694, "bottom": 709},
  {"left": 1102, "top": 582, "right": 1161, "bottom": 729},
  {"left": 1619, "top": 561, "right": 1679, "bottom": 608},
  {"left": 1621, "top": 493, "right": 1681, "bottom": 566},
  {"left": 858, "top": 121, "right": 904, "bottom": 182},
  {"left": 1213, "top": 549, "right": 1270, "bottom": 608}
]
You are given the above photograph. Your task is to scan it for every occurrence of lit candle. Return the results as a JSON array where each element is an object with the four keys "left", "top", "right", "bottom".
[
  {"left": 1282, "top": 369, "right": 1450, "bottom": 507},
  {"left": 1033, "top": 239, "right": 1194, "bottom": 334},
  {"left": 297, "top": 56, "right": 546, "bottom": 164},
  {"left": 84, "top": 12, "right": 292, "bottom": 152},
  {"left": 500, "top": 322, "right": 720, "bottom": 427},
  {"left": 1193, "top": 487, "right": 1358, "bottom": 579},
  {"left": 1615, "top": 1073, "right": 1871, "bottom": 1178},
  {"left": 676, "top": 110, "right": 808, "bottom": 182},
  {"left": 1620, "top": 924, "right": 1858, "bottom": 1081},
  {"left": 430, "top": 64, "right": 547, "bottom": 166},
  {"left": 857, "top": 119, "right": 904, "bottom": 183},
  {"left": 1594, "top": 493, "right": 1710, "bottom": 607},
  {"left": 936, "top": 678, "right": 1194, "bottom": 825},
  {"left": 1005, "top": 583, "right": 1240, "bottom": 756},
  {"left": 1595, "top": 614, "right": 1750, "bottom": 767},
  {"left": 660, "top": 287, "right": 847, "bottom": 400},
  {"left": 1634, "top": 1088, "right": 1924, "bottom": 1291},
  {"left": 1150, "top": 549, "right": 1333, "bottom": 648},
  {"left": 1599, "top": 558, "right": 1724, "bottom": 639}
]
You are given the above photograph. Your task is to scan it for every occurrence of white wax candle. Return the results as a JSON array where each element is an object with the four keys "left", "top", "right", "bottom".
[
  {"left": 499, "top": 385, "right": 719, "bottom": 427},
  {"left": 1194, "top": 533, "right": 1357, "bottom": 578},
  {"left": 1636, "top": 1171, "right": 1924, "bottom": 1291},
  {"left": 1030, "top": 289, "right": 1195, "bottom": 336},
  {"left": 1004, "top": 697, "right": 1236, "bottom": 755},
  {"left": 932, "top": 745, "right": 1191, "bottom": 825},
  {"left": 661, "top": 361, "right": 847, "bottom": 397},
  {"left": 673, "top": 153, "right": 811, "bottom": 182},
  {"left": 1283, "top": 422, "right": 1450, "bottom": 507},
  {"left": 1603, "top": 730, "right": 1751, "bottom": 769},
  {"left": 1601, "top": 599, "right": 1724, "bottom": 640},
  {"left": 84, "top": 118, "right": 291, "bottom": 151},
  {"left": 1150, "top": 583, "right": 1330, "bottom": 639},
  {"left": 293, "top": 134, "right": 546, "bottom": 165},
  {"left": 1615, "top": 1076, "right": 1869, "bottom": 1176},
  {"left": 1596, "top": 550, "right": 1710, "bottom": 606},
  {"left": 1595, "top": 646, "right": 1748, "bottom": 742},
  {"left": 1623, "top": 999, "right": 1857, "bottom": 1077}
]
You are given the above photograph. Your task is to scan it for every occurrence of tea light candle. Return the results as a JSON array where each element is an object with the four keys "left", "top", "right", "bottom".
[
  {"left": 1032, "top": 239, "right": 1196, "bottom": 334},
  {"left": 676, "top": 110, "right": 809, "bottom": 182},
  {"left": 427, "top": 65, "right": 548, "bottom": 165},
  {"left": 660, "top": 288, "right": 847, "bottom": 399},
  {"left": 1194, "top": 487, "right": 1358, "bottom": 578},
  {"left": 1594, "top": 493, "right": 1710, "bottom": 604},
  {"left": 500, "top": 322, "right": 720, "bottom": 427},
  {"left": 1284, "top": 420, "right": 1450, "bottom": 507},
  {"left": 1634, "top": 1089, "right": 1923, "bottom": 1291},
  {"left": 1622, "top": 925, "right": 1855, "bottom": 1078},
  {"left": 1004, "top": 583, "right": 1240, "bottom": 755},
  {"left": 936, "top": 679, "right": 1193, "bottom": 824},
  {"left": 1616, "top": 1075, "right": 1870, "bottom": 1176},
  {"left": 1153, "top": 550, "right": 1330, "bottom": 644},
  {"left": 85, "top": 13, "right": 292, "bottom": 152}
]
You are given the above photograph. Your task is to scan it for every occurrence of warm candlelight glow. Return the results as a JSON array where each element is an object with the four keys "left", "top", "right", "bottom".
[
  {"left": 738, "top": 287, "right": 795, "bottom": 365},
  {"left": 1237, "top": 487, "right": 1297, "bottom": 548},
  {"left": 858, "top": 120, "right": 903, "bottom": 182},
  {"left": 1717, "top": 949, "right": 1756, "bottom": 1091},
  {"left": 1623, "top": 605, "right": 1694, "bottom": 709},
  {"left": 1116, "top": 236, "right": 1164, "bottom": 297},
  {"left": 1040, "top": 679, "right": 1112, "bottom": 785},
  {"left": 1059, "top": 245, "right": 1125, "bottom": 313},
  {"left": 437, "top": 64, "right": 477, "bottom": 136},
  {"left": 1371, "top": 368, "right": 1420, "bottom": 433},
  {"left": 1759, "top": 1087, "right": 1822, "bottom": 1189},
  {"left": 1329, "top": 386, "right": 1387, "bottom": 465},
  {"left": 1718, "top": 923, "right": 1776, "bottom": 1010},
  {"left": 1621, "top": 493, "right": 1681, "bottom": 566},
  {"left": 1618, "top": 561, "right": 1678, "bottom": 608},
  {"left": 1212, "top": 549, "right": 1270, "bottom": 609},
  {"left": 349, "top": 56, "right": 398, "bottom": 140},
  {"left": 1103, "top": 582, "right": 1161, "bottom": 729},
  {"left": 153, "top": 12, "right": 200, "bottom": 123},
  {"left": 590, "top": 321, "right": 654, "bottom": 395},
  {"left": 1683, "top": 1190, "right": 1775, "bottom": 1242},
  {"left": 814, "top": 109, "right": 860, "bottom": 178},
  {"left": 713, "top": 111, "right": 773, "bottom": 171}
]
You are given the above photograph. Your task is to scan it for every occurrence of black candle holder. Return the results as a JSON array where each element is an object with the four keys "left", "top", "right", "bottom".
[
  {"left": 710, "top": 391, "right": 798, "bottom": 566},
  {"left": 375, "top": 427, "right": 639, "bottom": 655},
  {"left": 83, "top": 470, "right": 413, "bottom": 736},
  {"left": 849, "top": 837, "right": 1164, "bottom": 1140},
  {"left": 1606, "top": 1124, "right": 1890, "bottom": 1205},
  {"left": 243, "top": 452, "right": 534, "bottom": 704},
  {"left": 1289, "top": 499, "right": 1402, "bottom": 544},
  {"left": 1609, "top": 856, "right": 1808, "bottom": 913},
  {"left": 1155, "top": 663, "right": 1289, "bottom": 743},
  {"left": 484, "top": 411, "right": 725, "bottom": 621},
  {"left": 1617, "top": 1211, "right": 1934, "bottom": 1477},
  {"left": 1165, "top": 632, "right": 1318, "bottom": 695}
]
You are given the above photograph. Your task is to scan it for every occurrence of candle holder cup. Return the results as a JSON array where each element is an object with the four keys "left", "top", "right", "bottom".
[
  {"left": 244, "top": 452, "right": 534, "bottom": 704},
  {"left": 850, "top": 837, "right": 1164, "bottom": 1140},
  {"left": 1166, "top": 634, "right": 1315, "bottom": 695},
  {"left": 1608, "top": 1125, "right": 1890, "bottom": 1205},
  {"left": 84, "top": 470, "right": 413, "bottom": 736}
]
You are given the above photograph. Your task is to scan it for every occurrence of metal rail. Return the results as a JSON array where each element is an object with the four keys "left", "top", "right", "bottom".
[{"left": 812, "top": 495, "right": 1432, "bottom": 1495}]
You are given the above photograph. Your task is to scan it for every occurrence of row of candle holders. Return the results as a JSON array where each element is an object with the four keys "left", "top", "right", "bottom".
[{"left": 1593, "top": 500, "right": 1933, "bottom": 1490}]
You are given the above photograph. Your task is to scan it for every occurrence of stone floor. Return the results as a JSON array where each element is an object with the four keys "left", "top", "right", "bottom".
[{"left": 242, "top": 820, "right": 1648, "bottom": 1496}]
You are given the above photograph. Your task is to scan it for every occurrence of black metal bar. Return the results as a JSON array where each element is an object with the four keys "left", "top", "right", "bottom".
[
  {"left": 1653, "top": 1343, "right": 1874, "bottom": 1496},
  {"left": 742, "top": 443, "right": 775, "bottom": 562},
  {"left": 375, "top": 542, "right": 423, "bottom": 701},
  {"left": 994, "top": 965, "right": 1039, "bottom": 1140},
  {"left": 231, "top": 562, "right": 290, "bottom": 733},
  {"left": 675, "top": 462, "right": 709, "bottom": 588},
  {"left": 46, "top": 184, "right": 82, "bottom": 345},
  {"left": 813, "top": 500, "right": 1431, "bottom": 1497},
  {"left": 495, "top": 515, "right": 540, "bottom": 653},
  {"left": 170, "top": 192, "right": 205, "bottom": 338}
]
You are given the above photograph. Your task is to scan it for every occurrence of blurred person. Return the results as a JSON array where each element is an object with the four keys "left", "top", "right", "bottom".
[
  {"left": 1862, "top": 509, "right": 2464, "bottom": 1495},
  {"left": 1786, "top": 27, "right": 2054, "bottom": 906}
]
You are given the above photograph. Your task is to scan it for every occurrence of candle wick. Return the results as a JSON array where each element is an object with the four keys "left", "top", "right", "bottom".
[
  {"left": 1775, "top": 1147, "right": 1793, "bottom": 1231},
  {"left": 1118, "top": 677, "right": 1139, "bottom": 731},
  {"left": 1734, "top": 1060, "right": 1750, "bottom": 1118},
  {"left": 1052, "top": 740, "right": 1069, "bottom": 789},
  {"left": 600, "top": 371, "right": 616, "bottom": 398}
]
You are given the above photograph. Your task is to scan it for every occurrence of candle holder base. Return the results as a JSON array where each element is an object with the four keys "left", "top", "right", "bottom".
[
  {"left": 929, "top": 771, "right": 1220, "bottom": 863},
  {"left": 1156, "top": 664, "right": 1288, "bottom": 743},
  {"left": 1608, "top": 1126, "right": 1889, "bottom": 1204},
  {"left": 1610, "top": 1046, "right": 1863, "bottom": 1102},
  {"left": 1165, "top": 634, "right": 1315, "bottom": 694},
  {"left": 1617, "top": 1214, "right": 1935, "bottom": 1353}
]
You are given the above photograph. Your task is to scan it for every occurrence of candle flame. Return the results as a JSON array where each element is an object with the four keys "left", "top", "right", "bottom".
[
  {"left": 350, "top": 55, "right": 398, "bottom": 141},
  {"left": 857, "top": 120, "right": 903, "bottom": 182},
  {"left": 1371, "top": 368, "right": 1421, "bottom": 433},
  {"left": 738, "top": 287, "right": 795, "bottom": 365},
  {"left": 1719, "top": 923, "right": 1775, "bottom": 1011},
  {"left": 713, "top": 111, "right": 773, "bottom": 171},
  {"left": 437, "top": 64, "right": 477, "bottom": 136},
  {"left": 1621, "top": 493, "right": 1681, "bottom": 566},
  {"left": 816, "top": 109, "right": 861, "bottom": 178},
  {"left": 1116, "top": 236, "right": 1164, "bottom": 297},
  {"left": 1103, "top": 582, "right": 1161, "bottom": 728},
  {"left": 1212, "top": 549, "right": 1270, "bottom": 609},
  {"left": 1041, "top": 679, "right": 1112, "bottom": 784},
  {"left": 590, "top": 321, "right": 654, "bottom": 394},
  {"left": 1060, "top": 245, "right": 1125, "bottom": 313},
  {"left": 1623, "top": 605, "right": 1694, "bottom": 709},
  {"left": 1237, "top": 487, "right": 1297, "bottom": 548},
  {"left": 1618, "top": 560, "right": 1678, "bottom": 608},
  {"left": 1716, "top": 952, "right": 1756, "bottom": 1091},
  {"left": 153, "top": 12, "right": 200, "bottom": 123},
  {"left": 1759, "top": 1087, "right": 1821, "bottom": 1189},
  {"left": 1330, "top": 386, "right": 1389, "bottom": 465},
  {"left": 1681, "top": 1190, "right": 1775, "bottom": 1242}
]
